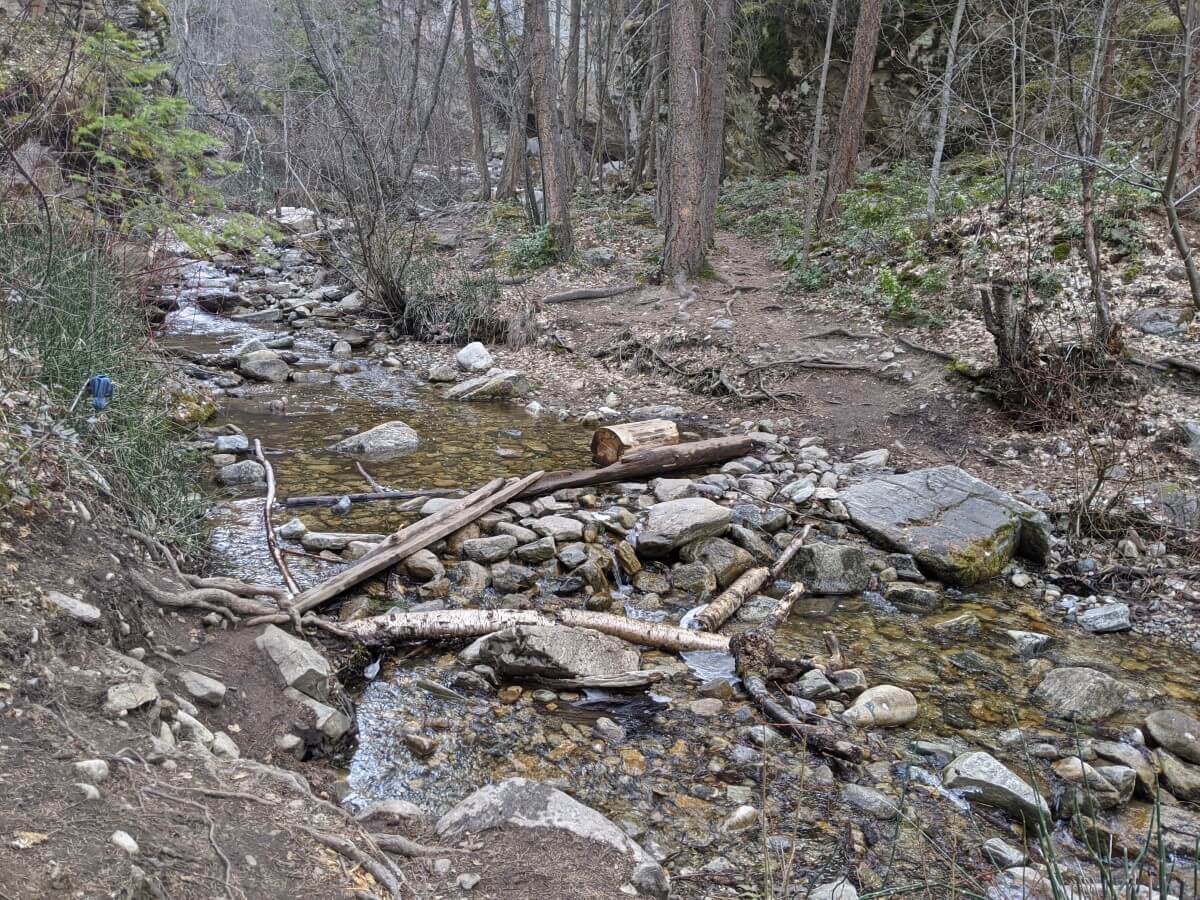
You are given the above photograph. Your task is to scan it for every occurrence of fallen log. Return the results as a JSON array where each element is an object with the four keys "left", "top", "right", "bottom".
[
  {"left": 324, "top": 607, "right": 729, "bottom": 653},
  {"left": 281, "top": 488, "right": 463, "bottom": 509},
  {"left": 557, "top": 609, "right": 729, "bottom": 652},
  {"left": 591, "top": 419, "right": 679, "bottom": 465},
  {"left": 255, "top": 439, "right": 299, "bottom": 598},
  {"left": 542, "top": 284, "right": 636, "bottom": 304},
  {"left": 290, "top": 473, "right": 542, "bottom": 614},
  {"left": 694, "top": 525, "right": 810, "bottom": 632},
  {"left": 520, "top": 435, "right": 754, "bottom": 498}
]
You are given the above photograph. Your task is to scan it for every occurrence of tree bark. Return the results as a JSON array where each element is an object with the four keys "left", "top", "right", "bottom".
[
  {"left": 633, "top": 9, "right": 665, "bottom": 184},
  {"left": 699, "top": 0, "right": 735, "bottom": 248},
  {"left": 591, "top": 419, "right": 680, "bottom": 465},
  {"left": 926, "top": 0, "right": 968, "bottom": 232},
  {"left": 494, "top": 0, "right": 530, "bottom": 201},
  {"left": 695, "top": 567, "right": 769, "bottom": 632},
  {"left": 1079, "top": 0, "right": 1123, "bottom": 347},
  {"left": 460, "top": 0, "right": 492, "bottom": 200},
  {"left": 801, "top": 0, "right": 838, "bottom": 258},
  {"left": 564, "top": 0, "right": 583, "bottom": 185},
  {"left": 519, "top": 435, "right": 755, "bottom": 497},
  {"left": 662, "top": 0, "right": 708, "bottom": 276},
  {"left": 1164, "top": 0, "right": 1200, "bottom": 310},
  {"left": 527, "top": 0, "right": 574, "bottom": 256},
  {"left": 817, "top": 0, "right": 884, "bottom": 221}
]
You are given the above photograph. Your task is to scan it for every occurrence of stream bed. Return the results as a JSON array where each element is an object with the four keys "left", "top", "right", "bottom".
[{"left": 160, "top": 255, "right": 1200, "bottom": 892}]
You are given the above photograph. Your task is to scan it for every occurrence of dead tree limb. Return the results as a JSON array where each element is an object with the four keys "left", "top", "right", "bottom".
[
  {"left": 255, "top": 439, "right": 299, "bottom": 599},
  {"left": 557, "top": 609, "right": 730, "bottom": 651},
  {"left": 695, "top": 567, "right": 769, "bottom": 632},
  {"left": 542, "top": 284, "right": 637, "bottom": 304},
  {"left": 302, "top": 829, "right": 405, "bottom": 899},
  {"left": 281, "top": 488, "right": 463, "bottom": 509},
  {"left": 291, "top": 474, "right": 542, "bottom": 615}
]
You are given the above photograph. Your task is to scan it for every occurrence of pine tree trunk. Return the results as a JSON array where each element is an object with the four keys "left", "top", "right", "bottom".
[
  {"left": 662, "top": 0, "right": 707, "bottom": 276},
  {"left": 527, "top": 0, "right": 574, "bottom": 256},
  {"left": 817, "top": 0, "right": 884, "bottom": 221},
  {"left": 461, "top": 0, "right": 491, "bottom": 200}
]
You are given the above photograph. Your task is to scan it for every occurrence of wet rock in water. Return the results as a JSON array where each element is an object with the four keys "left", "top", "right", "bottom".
[
  {"left": 456, "top": 342, "right": 495, "bottom": 372},
  {"left": 46, "top": 590, "right": 101, "bottom": 624},
  {"left": 330, "top": 339, "right": 353, "bottom": 360},
  {"left": 671, "top": 561, "right": 716, "bottom": 594},
  {"left": 1156, "top": 749, "right": 1200, "bottom": 802},
  {"left": 1051, "top": 757, "right": 1129, "bottom": 809},
  {"left": 428, "top": 363, "right": 458, "bottom": 382},
  {"left": 491, "top": 562, "right": 535, "bottom": 593},
  {"left": 214, "top": 433, "right": 250, "bottom": 453},
  {"left": 178, "top": 670, "right": 226, "bottom": 706},
  {"left": 284, "top": 687, "right": 353, "bottom": 740},
  {"left": 1078, "top": 602, "right": 1131, "bottom": 633},
  {"left": 943, "top": 751, "right": 1050, "bottom": 821},
  {"left": 637, "top": 498, "right": 732, "bottom": 557},
  {"left": 301, "top": 531, "right": 386, "bottom": 551},
  {"left": 332, "top": 421, "right": 420, "bottom": 461},
  {"left": 840, "top": 466, "right": 1050, "bottom": 585},
  {"left": 1093, "top": 740, "right": 1156, "bottom": 798},
  {"left": 103, "top": 682, "right": 159, "bottom": 716},
  {"left": 1032, "top": 667, "right": 1129, "bottom": 723},
  {"left": 789, "top": 543, "right": 869, "bottom": 594},
  {"left": 1006, "top": 630, "right": 1050, "bottom": 657},
  {"left": 436, "top": 778, "right": 669, "bottom": 899},
  {"left": 462, "top": 534, "right": 518, "bottom": 564},
  {"left": 830, "top": 668, "right": 868, "bottom": 695},
  {"left": 594, "top": 717, "right": 626, "bottom": 744},
  {"left": 842, "top": 685, "right": 918, "bottom": 728},
  {"left": 217, "top": 460, "right": 265, "bottom": 485},
  {"left": 883, "top": 581, "right": 940, "bottom": 612},
  {"left": 237, "top": 348, "right": 290, "bottom": 382},
  {"left": 680, "top": 537, "right": 754, "bottom": 588},
  {"left": 445, "top": 370, "right": 531, "bottom": 401},
  {"left": 931, "top": 612, "right": 980, "bottom": 640},
  {"left": 796, "top": 669, "right": 838, "bottom": 700},
  {"left": 1145, "top": 709, "right": 1200, "bottom": 764},
  {"left": 451, "top": 560, "right": 491, "bottom": 593},
  {"left": 255, "top": 625, "right": 332, "bottom": 701},
  {"left": 460, "top": 625, "right": 639, "bottom": 679}
]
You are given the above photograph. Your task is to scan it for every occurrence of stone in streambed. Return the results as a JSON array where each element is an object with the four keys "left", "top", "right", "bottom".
[
  {"left": 462, "top": 534, "right": 518, "bottom": 564},
  {"left": 332, "top": 421, "right": 420, "bottom": 461},
  {"left": 445, "top": 370, "right": 530, "bottom": 401},
  {"left": 842, "top": 685, "right": 918, "bottom": 728},
  {"left": 1145, "top": 709, "right": 1200, "bottom": 764},
  {"left": 788, "top": 543, "right": 869, "bottom": 594},
  {"left": 255, "top": 625, "right": 332, "bottom": 701},
  {"left": 943, "top": 751, "right": 1050, "bottom": 822},
  {"left": 680, "top": 537, "right": 753, "bottom": 588},
  {"left": 456, "top": 342, "right": 494, "bottom": 373},
  {"left": 1032, "top": 667, "right": 1129, "bottom": 723},
  {"left": 460, "top": 625, "right": 639, "bottom": 680},
  {"left": 840, "top": 465, "right": 1050, "bottom": 585},
  {"left": 637, "top": 498, "right": 731, "bottom": 557},
  {"left": 217, "top": 460, "right": 265, "bottom": 485},
  {"left": 237, "top": 349, "right": 290, "bottom": 382}
]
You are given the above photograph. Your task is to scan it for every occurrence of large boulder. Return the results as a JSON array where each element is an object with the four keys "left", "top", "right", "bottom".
[
  {"left": 679, "top": 537, "right": 754, "bottom": 588},
  {"left": 943, "top": 751, "right": 1050, "bottom": 822},
  {"left": 460, "top": 625, "right": 639, "bottom": 680},
  {"left": 789, "top": 543, "right": 870, "bottom": 594},
  {"left": 637, "top": 498, "right": 732, "bottom": 557},
  {"left": 436, "top": 778, "right": 669, "bottom": 899},
  {"left": 255, "top": 625, "right": 332, "bottom": 701},
  {"left": 332, "top": 421, "right": 420, "bottom": 461},
  {"left": 1033, "top": 667, "right": 1129, "bottom": 723},
  {"left": 455, "top": 341, "right": 495, "bottom": 373},
  {"left": 1145, "top": 709, "right": 1200, "bottom": 764},
  {"left": 237, "top": 349, "right": 290, "bottom": 383},
  {"left": 839, "top": 466, "right": 1050, "bottom": 585},
  {"left": 444, "top": 370, "right": 530, "bottom": 401}
]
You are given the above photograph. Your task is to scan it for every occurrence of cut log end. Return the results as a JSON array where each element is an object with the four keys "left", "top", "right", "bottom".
[{"left": 590, "top": 419, "right": 680, "bottom": 465}]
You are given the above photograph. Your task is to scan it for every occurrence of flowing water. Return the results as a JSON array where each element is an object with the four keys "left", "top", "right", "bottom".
[{"left": 160, "top": 264, "right": 1200, "bottom": 881}]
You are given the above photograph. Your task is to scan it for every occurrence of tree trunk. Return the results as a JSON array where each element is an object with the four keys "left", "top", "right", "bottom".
[
  {"left": 527, "top": 0, "right": 574, "bottom": 256},
  {"left": 591, "top": 419, "right": 680, "bottom": 465},
  {"left": 1079, "top": 0, "right": 1123, "bottom": 346},
  {"left": 926, "top": 0, "right": 968, "bottom": 232},
  {"left": 495, "top": 0, "right": 530, "bottom": 201},
  {"left": 460, "top": 0, "right": 492, "bottom": 200},
  {"left": 520, "top": 435, "right": 755, "bottom": 497},
  {"left": 699, "top": 0, "right": 735, "bottom": 247},
  {"left": 817, "top": 0, "right": 884, "bottom": 221},
  {"left": 662, "top": 0, "right": 707, "bottom": 276},
  {"left": 397, "top": 0, "right": 459, "bottom": 189},
  {"left": 564, "top": 0, "right": 583, "bottom": 185},
  {"left": 1164, "top": 0, "right": 1200, "bottom": 310},
  {"left": 633, "top": 10, "right": 665, "bottom": 184},
  {"left": 800, "top": 0, "right": 838, "bottom": 259}
]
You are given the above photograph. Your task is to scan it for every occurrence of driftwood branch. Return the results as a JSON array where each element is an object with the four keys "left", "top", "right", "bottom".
[
  {"left": 543, "top": 284, "right": 636, "bottom": 304},
  {"left": 255, "top": 439, "right": 299, "bottom": 598},
  {"left": 695, "top": 525, "right": 810, "bottom": 632},
  {"left": 281, "top": 488, "right": 462, "bottom": 509}
]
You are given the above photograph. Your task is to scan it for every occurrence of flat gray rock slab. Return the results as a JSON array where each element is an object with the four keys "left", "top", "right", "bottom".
[
  {"left": 840, "top": 466, "right": 1050, "bottom": 585},
  {"left": 436, "top": 778, "right": 668, "bottom": 898},
  {"left": 943, "top": 751, "right": 1050, "bottom": 822}
]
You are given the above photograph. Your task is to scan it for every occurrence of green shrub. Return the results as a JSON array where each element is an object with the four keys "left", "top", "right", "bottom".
[
  {"left": 505, "top": 224, "right": 560, "bottom": 272},
  {"left": 879, "top": 267, "right": 942, "bottom": 326},
  {"left": 0, "top": 226, "right": 205, "bottom": 546}
]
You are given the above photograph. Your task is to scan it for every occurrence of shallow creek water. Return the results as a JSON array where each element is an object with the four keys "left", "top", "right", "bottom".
[{"left": 161, "top": 268, "right": 1200, "bottom": 880}]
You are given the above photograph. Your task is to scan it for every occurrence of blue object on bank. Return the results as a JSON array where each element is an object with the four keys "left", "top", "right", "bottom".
[{"left": 86, "top": 374, "right": 114, "bottom": 411}]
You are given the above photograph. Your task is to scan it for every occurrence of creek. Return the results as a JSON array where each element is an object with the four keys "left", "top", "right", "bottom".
[{"left": 159, "top": 256, "right": 1200, "bottom": 883}]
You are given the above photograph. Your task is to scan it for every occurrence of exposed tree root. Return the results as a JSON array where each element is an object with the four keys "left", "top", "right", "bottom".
[
  {"left": 370, "top": 833, "right": 457, "bottom": 858},
  {"left": 301, "top": 828, "right": 406, "bottom": 899},
  {"left": 131, "top": 571, "right": 279, "bottom": 622}
]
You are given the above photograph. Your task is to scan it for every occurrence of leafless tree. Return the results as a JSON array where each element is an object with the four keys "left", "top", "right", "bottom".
[{"left": 527, "top": 0, "right": 574, "bottom": 254}]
